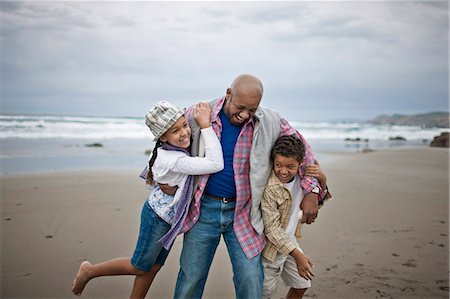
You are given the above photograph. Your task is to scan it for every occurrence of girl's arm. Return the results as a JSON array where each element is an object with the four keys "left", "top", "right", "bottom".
[{"left": 171, "top": 102, "right": 224, "bottom": 175}]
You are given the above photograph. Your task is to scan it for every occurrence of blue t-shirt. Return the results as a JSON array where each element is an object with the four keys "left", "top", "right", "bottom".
[{"left": 204, "top": 109, "right": 242, "bottom": 197}]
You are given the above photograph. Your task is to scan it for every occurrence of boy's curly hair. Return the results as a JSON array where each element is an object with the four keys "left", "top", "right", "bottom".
[{"left": 271, "top": 135, "right": 305, "bottom": 164}]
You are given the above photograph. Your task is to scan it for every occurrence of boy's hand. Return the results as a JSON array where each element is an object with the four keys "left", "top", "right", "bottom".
[
  {"left": 291, "top": 249, "right": 315, "bottom": 280},
  {"left": 194, "top": 102, "right": 212, "bottom": 129},
  {"left": 305, "top": 159, "right": 327, "bottom": 190}
]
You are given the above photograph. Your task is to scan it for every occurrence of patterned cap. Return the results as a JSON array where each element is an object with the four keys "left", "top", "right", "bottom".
[{"left": 145, "top": 101, "right": 183, "bottom": 141}]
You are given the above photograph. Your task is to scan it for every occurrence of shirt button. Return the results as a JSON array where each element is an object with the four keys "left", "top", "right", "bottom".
[{"left": 193, "top": 217, "right": 197, "bottom": 220}]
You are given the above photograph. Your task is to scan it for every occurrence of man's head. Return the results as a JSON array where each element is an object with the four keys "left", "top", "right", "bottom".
[{"left": 223, "top": 74, "right": 263, "bottom": 126}]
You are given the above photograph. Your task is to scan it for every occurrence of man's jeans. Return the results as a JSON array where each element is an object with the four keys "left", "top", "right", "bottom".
[{"left": 174, "top": 195, "right": 263, "bottom": 299}]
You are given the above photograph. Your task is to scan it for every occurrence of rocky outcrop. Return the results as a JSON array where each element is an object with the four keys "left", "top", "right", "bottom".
[
  {"left": 368, "top": 112, "right": 449, "bottom": 128},
  {"left": 430, "top": 132, "right": 449, "bottom": 147}
]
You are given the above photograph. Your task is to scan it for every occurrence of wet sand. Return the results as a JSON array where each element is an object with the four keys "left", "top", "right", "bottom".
[{"left": 1, "top": 148, "right": 448, "bottom": 298}]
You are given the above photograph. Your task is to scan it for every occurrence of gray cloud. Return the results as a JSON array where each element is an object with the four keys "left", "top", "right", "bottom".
[{"left": 1, "top": 1, "right": 448, "bottom": 121}]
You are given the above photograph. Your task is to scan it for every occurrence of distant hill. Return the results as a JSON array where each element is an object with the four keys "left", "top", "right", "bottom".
[{"left": 367, "top": 112, "right": 449, "bottom": 128}]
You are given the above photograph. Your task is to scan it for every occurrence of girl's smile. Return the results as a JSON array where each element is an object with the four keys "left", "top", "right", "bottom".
[{"left": 160, "top": 116, "right": 191, "bottom": 148}]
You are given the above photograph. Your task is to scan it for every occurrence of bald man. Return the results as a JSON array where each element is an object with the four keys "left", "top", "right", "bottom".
[{"left": 173, "top": 74, "right": 327, "bottom": 299}]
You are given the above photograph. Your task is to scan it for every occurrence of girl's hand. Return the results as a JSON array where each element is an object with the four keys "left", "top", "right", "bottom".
[
  {"left": 194, "top": 102, "right": 211, "bottom": 129},
  {"left": 305, "top": 160, "right": 327, "bottom": 190}
]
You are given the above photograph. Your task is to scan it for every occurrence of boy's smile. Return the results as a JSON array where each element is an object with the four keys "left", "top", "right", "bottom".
[{"left": 273, "top": 154, "right": 301, "bottom": 184}]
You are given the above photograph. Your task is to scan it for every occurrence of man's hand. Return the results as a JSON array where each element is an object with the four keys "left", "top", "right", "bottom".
[
  {"left": 300, "top": 193, "right": 318, "bottom": 224},
  {"left": 159, "top": 183, "right": 178, "bottom": 196}
]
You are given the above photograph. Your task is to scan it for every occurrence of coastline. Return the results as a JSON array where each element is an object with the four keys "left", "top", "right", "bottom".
[{"left": 1, "top": 148, "right": 449, "bottom": 298}]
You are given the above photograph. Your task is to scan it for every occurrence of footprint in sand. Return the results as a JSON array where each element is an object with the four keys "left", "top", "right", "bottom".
[
  {"left": 326, "top": 264, "right": 339, "bottom": 271},
  {"left": 400, "top": 286, "right": 415, "bottom": 292},
  {"left": 402, "top": 259, "right": 416, "bottom": 268},
  {"left": 435, "top": 280, "right": 449, "bottom": 292}
]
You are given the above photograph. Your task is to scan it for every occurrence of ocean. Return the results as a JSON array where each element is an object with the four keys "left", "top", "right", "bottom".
[{"left": 1, "top": 114, "right": 448, "bottom": 174}]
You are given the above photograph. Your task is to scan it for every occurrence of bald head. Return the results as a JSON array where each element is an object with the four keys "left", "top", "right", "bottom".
[
  {"left": 230, "top": 74, "right": 264, "bottom": 99},
  {"left": 224, "top": 74, "right": 263, "bottom": 125}
]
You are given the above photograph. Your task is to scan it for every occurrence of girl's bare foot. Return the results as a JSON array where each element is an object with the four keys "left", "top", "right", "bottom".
[{"left": 72, "top": 261, "right": 92, "bottom": 295}]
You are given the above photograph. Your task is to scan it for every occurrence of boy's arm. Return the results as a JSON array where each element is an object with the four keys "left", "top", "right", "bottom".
[
  {"left": 261, "top": 187, "right": 297, "bottom": 256},
  {"left": 290, "top": 248, "right": 315, "bottom": 281},
  {"left": 305, "top": 160, "right": 327, "bottom": 189}
]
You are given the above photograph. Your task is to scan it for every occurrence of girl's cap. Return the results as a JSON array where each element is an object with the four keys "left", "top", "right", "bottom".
[{"left": 145, "top": 101, "right": 183, "bottom": 141}]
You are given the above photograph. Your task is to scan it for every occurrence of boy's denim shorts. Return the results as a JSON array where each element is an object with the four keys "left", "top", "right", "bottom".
[{"left": 131, "top": 201, "right": 171, "bottom": 272}]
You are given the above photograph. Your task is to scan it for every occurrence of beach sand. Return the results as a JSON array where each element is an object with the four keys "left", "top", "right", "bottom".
[{"left": 1, "top": 148, "right": 449, "bottom": 298}]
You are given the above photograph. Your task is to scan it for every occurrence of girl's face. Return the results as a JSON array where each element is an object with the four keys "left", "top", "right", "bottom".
[
  {"left": 160, "top": 116, "right": 191, "bottom": 148},
  {"left": 273, "top": 154, "right": 301, "bottom": 184}
]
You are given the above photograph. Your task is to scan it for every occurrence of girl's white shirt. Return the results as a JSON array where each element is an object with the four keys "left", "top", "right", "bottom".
[{"left": 147, "top": 127, "right": 223, "bottom": 224}]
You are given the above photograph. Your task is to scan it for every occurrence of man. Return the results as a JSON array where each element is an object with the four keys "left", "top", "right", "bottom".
[{"left": 174, "top": 74, "right": 327, "bottom": 299}]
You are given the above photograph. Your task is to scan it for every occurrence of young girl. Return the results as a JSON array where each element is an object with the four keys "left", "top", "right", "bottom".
[{"left": 72, "top": 101, "right": 223, "bottom": 298}]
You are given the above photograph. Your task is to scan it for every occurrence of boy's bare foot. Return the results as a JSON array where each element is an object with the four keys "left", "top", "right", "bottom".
[{"left": 72, "top": 261, "right": 92, "bottom": 295}]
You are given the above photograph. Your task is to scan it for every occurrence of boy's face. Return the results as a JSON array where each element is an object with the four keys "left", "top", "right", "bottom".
[
  {"left": 160, "top": 116, "right": 191, "bottom": 149},
  {"left": 273, "top": 154, "right": 301, "bottom": 184}
]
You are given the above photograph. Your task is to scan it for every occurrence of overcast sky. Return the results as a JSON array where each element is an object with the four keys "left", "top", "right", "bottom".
[{"left": 1, "top": 1, "right": 448, "bottom": 122}]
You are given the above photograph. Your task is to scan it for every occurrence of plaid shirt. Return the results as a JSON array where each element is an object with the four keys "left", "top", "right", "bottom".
[
  {"left": 261, "top": 171, "right": 303, "bottom": 262},
  {"left": 182, "top": 97, "right": 323, "bottom": 259}
]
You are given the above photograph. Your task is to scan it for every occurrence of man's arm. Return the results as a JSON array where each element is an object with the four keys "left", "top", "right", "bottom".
[{"left": 159, "top": 184, "right": 178, "bottom": 196}]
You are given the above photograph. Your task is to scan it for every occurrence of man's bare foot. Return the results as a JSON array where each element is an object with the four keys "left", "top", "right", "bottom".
[{"left": 72, "top": 261, "right": 92, "bottom": 295}]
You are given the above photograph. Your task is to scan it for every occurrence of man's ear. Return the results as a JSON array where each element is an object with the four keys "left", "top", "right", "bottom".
[{"left": 226, "top": 88, "right": 232, "bottom": 99}]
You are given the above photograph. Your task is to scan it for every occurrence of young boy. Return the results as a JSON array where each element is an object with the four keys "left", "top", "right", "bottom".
[{"left": 261, "top": 135, "right": 329, "bottom": 299}]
